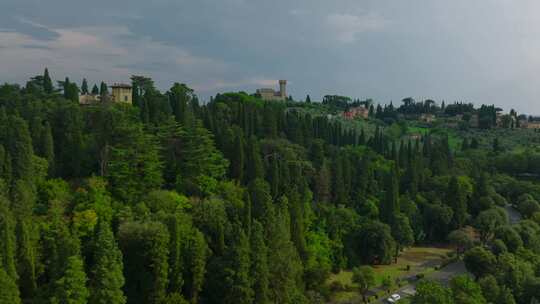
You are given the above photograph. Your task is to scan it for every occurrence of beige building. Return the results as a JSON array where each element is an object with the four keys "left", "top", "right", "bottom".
[
  {"left": 79, "top": 82, "right": 132, "bottom": 105},
  {"left": 256, "top": 80, "right": 287, "bottom": 101},
  {"left": 111, "top": 83, "right": 132, "bottom": 103}
]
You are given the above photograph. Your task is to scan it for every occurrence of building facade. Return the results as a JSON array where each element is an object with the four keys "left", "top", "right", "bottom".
[
  {"left": 79, "top": 83, "right": 132, "bottom": 105},
  {"left": 256, "top": 80, "right": 287, "bottom": 101}
]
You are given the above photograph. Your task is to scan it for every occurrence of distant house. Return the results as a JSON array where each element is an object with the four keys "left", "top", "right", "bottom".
[
  {"left": 469, "top": 114, "right": 479, "bottom": 128},
  {"left": 526, "top": 122, "right": 540, "bottom": 129},
  {"left": 79, "top": 83, "right": 132, "bottom": 105},
  {"left": 343, "top": 106, "right": 369, "bottom": 120},
  {"left": 419, "top": 113, "right": 436, "bottom": 123}
]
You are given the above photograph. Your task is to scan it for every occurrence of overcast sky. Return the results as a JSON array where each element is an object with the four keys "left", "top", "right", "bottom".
[{"left": 1, "top": 0, "right": 540, "bottom": 113}]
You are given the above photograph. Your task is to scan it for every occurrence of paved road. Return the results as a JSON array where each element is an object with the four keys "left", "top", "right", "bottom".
[{"left": 375, "top": 260, "right": 467, "bottom": 303}]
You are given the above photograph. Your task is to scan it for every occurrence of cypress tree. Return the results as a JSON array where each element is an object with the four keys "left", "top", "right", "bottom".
[
  {"left": 118, "top": 221, "right": 169, "bottom": 304},
  {"left": 447, "top": 176, "right": 467, "bottom": 228},
  {"left": 223, "top": 226, "right": 253, "bottom": 304},
  {"left": 230, "top": 130, "right": 245, "bottom": 181},
  {"left": 0, "top": 197, "right": 17, "bottom": 280},
  {"left": 91, "top": 84, "right": 99, "bottom": 95},
  {"left": 90, "top": 221, "right": 126, "bottom": 304},
  {"left": 381, "top": 164, "right": 400, "bottom": 225},
  {"left": 42, "top": 121, "right": 55, "bottom": 175},
  {"left": 16, "top": 219, "right": 37, "bottom": 301},
  {"left": 0, "top": 268, "right": 21, "bottom": 304},
  {"left": 245, "top": 137, "right": 264, "bottom": 183},
  {"left": 81, "top": 78, "right": 89, "bottom": 94},
  {"left": 6, "top": 116, "right": 34, "bottom": 182},
  {"left": 53, "top": 255, "right": 89, "bottom": 304},
  {"left": 43, "top": 68, "right": 53, "bottom": 94},
  {"left": 250, "top": 220, "right": 270, "bottom": 304},
  {"left": 186, "top": 229, "right": 207, "bottom": 304}
]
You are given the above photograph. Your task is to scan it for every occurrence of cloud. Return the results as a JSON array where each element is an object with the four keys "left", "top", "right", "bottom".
[
  {"left": 326, "top": 12, "right": 389, "bottom": 43},
  {"left": 0, "top": 19, "right": 229, "bottom": 93}
]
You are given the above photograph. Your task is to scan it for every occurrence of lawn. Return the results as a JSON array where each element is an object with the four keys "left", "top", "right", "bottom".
[{"left": 326, "top": 246, "right": 453, "bottom": 303}]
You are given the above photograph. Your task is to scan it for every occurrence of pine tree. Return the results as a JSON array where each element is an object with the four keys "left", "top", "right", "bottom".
[
  {"left": 251, "top": 220, "right": 270, "bottom": 304},
  {"left": 53, "top": 255, "right": 89, "bottom": 304},
  {"left": 43, "top": 68, "right": 53, "bottom": 94},
  {"left": 0, "top": 268, "right": 21, "bottom": 304},
  {"left": 81, "top": 79, "right": 89, "bottom": 94},
  {"left": 90, "top": 221, "right": 126, "bottom": 304},
  {"left": 305, "top": 95, "right": 311, "bottom": 103}
]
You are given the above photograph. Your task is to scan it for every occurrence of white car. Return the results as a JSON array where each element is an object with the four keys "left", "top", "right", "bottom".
[{"left": 387, "top": 294, "right": 401, "bottom": 303}]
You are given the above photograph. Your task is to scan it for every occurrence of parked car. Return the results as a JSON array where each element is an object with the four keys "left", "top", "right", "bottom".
[{"left": 387, "top": 294, "right": 401, "bottom": 303}]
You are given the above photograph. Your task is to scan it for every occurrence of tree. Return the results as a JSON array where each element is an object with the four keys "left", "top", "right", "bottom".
[
  {"left": 250, "top": 220, "right": 270, "bottom": 304},
  {"left": 306, "top": 95, "right": 311, "bottom": 103},
  {"left": 118, "top": 221, "right": 169, "bottom": 304},
  {"left": 90, "top": 221, "right": 126, "bottom": 304},
  {"left": 450, "top": 275, "right": 486, "bottom": 304},
  {"left": 0, "top": 268, "right": 21, "bottom": 304},
  {"left": 447, "top": 176, "right": 468, "bottom": 228},
  {"left": 392, "top": 213, "right": 414, "bottom": 259},
  {"left": 43, "top": 68, "right": 53, "bottom": 94},
  {"left": 352, "top": 220, "right": 396, "bottom": 265},
  {"left": 475, "top": 208, "right": 507, "bottom": 243},
  {"left": 382, "top": 276, "right": 396, "bottom": 294},
  {"left": 0, "top": 197, "right": 17, "bottom": 280},
  {"left": 107, "top": 123, "right": 163, "bottom": 203},
  {"left": 185, "top": 229, "right": 207, "bottom": 304},
  {"left": 15, "top": 219, "right": 37, "bottom": 301},
  {"left": 463, "top": 247, "right": 496, "bottom": 279},
  {"left": 448, "top": 230, "right": 472, "bottom": 257},
  {"left": 91, "top": 84, "right": 99, "bottom": 95},
  {"left": 81, "top": 78, "right": 89, "bottom": 94},
  {"left": 381, "top": 164, "right": 400, "bottom": 225},
  {"left": 352, "top": 266, "right": 376, "bottom": 303},
  {"left": 222, "top": 226, "right": 253, "bottom": 304},
  {"left": 412, "top": 280, "right": 453, "bottom": 304},
  {"left": 53, "top": 255, "right": 90, "bottom": 304}
]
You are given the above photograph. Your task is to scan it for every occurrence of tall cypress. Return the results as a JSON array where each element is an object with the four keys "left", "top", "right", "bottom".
[
  {"left": 0, "top": 268, "right": 21, "bottom": 304},
  {"left": 250, "top": 220, "right": 270, "bottom": 304},
  {"left": 90, "top": 221, "right": 126, "bottom": 304},
  {"left": 0, "top": 197, "right": 17, "bottom": 280},
  {"left": 53, "top": 255, "right": 89, "bottom": 304},
  {"left": 16, "top": 219, "right": 37, "bottom": 301},
  {"left": 245, "top": 137, "right": 264, "bottom": 183},
  {"left": 81, "top": 78, "right": 89, "bottom": 94},
  {"left": 43, "top": 68, "right": 53, "bottom": 94},
  {"left": 381, "top": 164, "right": 400, "bottom": 225}
]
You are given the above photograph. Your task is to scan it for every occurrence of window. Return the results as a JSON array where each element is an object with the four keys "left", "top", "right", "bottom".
[{"left": 124, "top": 95, "right": 128, "bottom": 102}]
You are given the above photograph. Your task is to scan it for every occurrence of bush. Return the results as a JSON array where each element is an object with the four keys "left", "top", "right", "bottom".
[{"left": 416, "top": 273, "right": 425, "bottom": 280}]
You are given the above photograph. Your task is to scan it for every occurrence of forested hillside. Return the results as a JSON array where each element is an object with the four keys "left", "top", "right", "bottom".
[{"left": 2, "top": 69, "right": 540, "bottom": 304}]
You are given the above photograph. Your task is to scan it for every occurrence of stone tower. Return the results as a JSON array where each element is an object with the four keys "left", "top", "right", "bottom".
[{"left": 279, "top": 80, "right": 287, "bottom": 99}]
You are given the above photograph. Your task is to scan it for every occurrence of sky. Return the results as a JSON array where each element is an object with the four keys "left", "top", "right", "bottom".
[{"left": 1, "top": 0, "right": 540, "bottom": 114}]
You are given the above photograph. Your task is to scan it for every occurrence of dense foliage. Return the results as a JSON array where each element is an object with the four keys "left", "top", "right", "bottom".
[{"left": 2, "top": 69, "right": 540, "bottom": 304}]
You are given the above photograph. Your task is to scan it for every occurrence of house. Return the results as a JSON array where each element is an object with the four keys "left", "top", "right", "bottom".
[
  {"left": 79, "top": 83, "right": 132, "bottom": 105},
  {"left": 343, "top": 106, "right": 369, "bottom": 120},
  {"left": 419, "top": 113, "right": 436, "bottom": 123}
]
